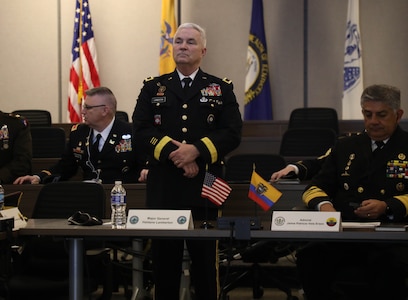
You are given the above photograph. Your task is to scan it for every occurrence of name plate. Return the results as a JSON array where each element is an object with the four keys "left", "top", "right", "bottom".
[
  {"left": 126, "top": 209, "right": 193, "bottom": 230},
  {"left": 0, "top": 207, "right": 27, "bottom": 230},
  {"left": 271, "top": 211, "right": 341, "bottom": 232}
]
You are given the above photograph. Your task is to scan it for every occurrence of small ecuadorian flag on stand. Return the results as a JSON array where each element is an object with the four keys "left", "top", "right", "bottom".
[{"left": 248, "top": 170, "right": 282, "bottom": 211}]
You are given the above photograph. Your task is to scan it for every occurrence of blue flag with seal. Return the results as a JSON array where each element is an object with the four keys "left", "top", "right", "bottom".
[{"left": 244, "top": 0, "right": 273, "bottom": 120}]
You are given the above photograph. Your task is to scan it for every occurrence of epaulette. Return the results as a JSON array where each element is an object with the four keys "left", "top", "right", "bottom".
[
  {"left": 6, "top": 113, "right": 28, "bottom": 127},
  {"left": 143, "top": 76, "right": 155, "bottom": 84},
  {"left": 222, "top": 78, "right": 232, "bottom": 84},
  {"left": 7, "top": 113, "right": 21, "bottom": 119},
  {"left": 71, "top": 124, "right": 79, "bottom": 131}
]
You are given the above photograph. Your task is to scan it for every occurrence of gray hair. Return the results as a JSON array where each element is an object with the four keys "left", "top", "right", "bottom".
[
  {"left": 175, "top": 23, "right": 207, "bottom": 47},
  {"left": 85, "top": 86, "right": 117, "bottom": 111},
  {"left": 361, "top": 84, "right": 400, "bottom": 111}
]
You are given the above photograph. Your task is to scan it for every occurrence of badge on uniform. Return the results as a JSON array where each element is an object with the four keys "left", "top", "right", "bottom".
[
  {"left": 201, "top": 83, "right": 222, "bottom": 97},
  {"left": 154, "top": 114, "right": 162, "bottom": 125},
  {"left": 1, "top": 125, "right": 9, "bottom": 149},
  {"left": 386, "top": 159, "right": 408, "bottom": 179},
  {"left": 115, "top": 134, "right": 132, "bottom": 153},
  {"left": 157, "top": 84, "right": 166, "bottom": 96}
]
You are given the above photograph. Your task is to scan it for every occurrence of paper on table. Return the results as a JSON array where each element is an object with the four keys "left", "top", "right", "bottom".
[{"left": 342, "top": 222, "right": 380, "bottom": 228}]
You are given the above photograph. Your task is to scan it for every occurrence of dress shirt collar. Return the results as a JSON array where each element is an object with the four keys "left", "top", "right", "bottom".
[
  {"left": 93, "top": 117, "right": 115, "bottom": 149},
  {"left": 176, "top": 69, "right": 199, "bottom": 83},
  {"left": 371, "top": 138, "right": 389, "bottom": 151}
]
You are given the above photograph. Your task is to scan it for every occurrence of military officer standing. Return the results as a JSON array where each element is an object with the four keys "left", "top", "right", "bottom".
[
  {"left": 298, "top": 84, "right": 408, "bottom": 300},
  {"left": 14, "top": 87, "right": 142, "bottom": 184},
  {"left": 0, "top": 111, "right": 32, "bottom": 184},
  {"left": 132, "top": 23, "right": 242, "bottom": 300}
]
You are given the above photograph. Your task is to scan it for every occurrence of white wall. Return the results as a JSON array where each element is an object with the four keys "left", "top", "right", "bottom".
[{"left": 1, "top": 0, "right": 408, "bottom": 122}]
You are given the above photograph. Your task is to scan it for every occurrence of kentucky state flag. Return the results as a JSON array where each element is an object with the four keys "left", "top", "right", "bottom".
[
  {"left": 248, "top": 170, "right": 282, "bottom": 211},
  {"left": 244, "top": 0, "right": 273, "bottom": 120}
]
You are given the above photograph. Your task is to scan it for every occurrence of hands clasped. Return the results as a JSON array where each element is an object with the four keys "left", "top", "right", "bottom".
[{"left": 169, "top": 140, "right": 200, "bottom": 178}]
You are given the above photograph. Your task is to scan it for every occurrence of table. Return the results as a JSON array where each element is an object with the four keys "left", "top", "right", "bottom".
[{"left": 18, "top": 219, "right": 408, "bottom": 300}]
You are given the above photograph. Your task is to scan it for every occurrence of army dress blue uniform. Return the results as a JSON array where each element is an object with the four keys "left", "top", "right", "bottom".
[
  {"left": 0, "top": 111, "right": 32, "bottom": 184},
  {"left": 132, "top": 69, "right": 242, "bottom": 300},
  {"left": 299, "top": 126, "right": 408, "bottom": 300},
  {"left": 37, "top": 118, "right": 140, "bottom": 184}
]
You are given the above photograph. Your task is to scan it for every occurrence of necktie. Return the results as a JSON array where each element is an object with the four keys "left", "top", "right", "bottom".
[
  {"left": 93, "top": 133, "right": 102, "bottom": 153},
  {"left": 373, "top": 140, "right": 384, "bottom": 156},
  {"left": 182, "top": 77, "right": 192, "bottom": 92}
]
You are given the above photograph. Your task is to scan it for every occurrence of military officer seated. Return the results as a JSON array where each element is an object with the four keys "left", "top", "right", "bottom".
[{"left": 14, "top": 87, "right": 145, "bottom": 185}]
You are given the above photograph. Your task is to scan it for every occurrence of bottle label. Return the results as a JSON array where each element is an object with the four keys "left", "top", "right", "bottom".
[{"left": 111, "top": 195, "right": 126, "bottom": 205}]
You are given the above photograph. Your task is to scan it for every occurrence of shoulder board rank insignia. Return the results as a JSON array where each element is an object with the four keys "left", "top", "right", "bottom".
[
  {"left": 143, "top": 76, "right": 154, "bottom": 83},
  {"left": 223, "top": 78, "right": 232, "bottom": 84},
  {"left": 8, "top": 113, "right": 20, "bottom": 118},
  {"left": 71, "top": 124, "right": 79, "bottom": 131}
]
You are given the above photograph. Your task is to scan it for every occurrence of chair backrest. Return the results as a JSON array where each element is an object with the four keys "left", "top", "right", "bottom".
[
  {"left": 115, "top": 111, "right": 129, "bottom": 122},
  {"left": 33, "top": 181, "right": 106, "bottom": 219},
  {"left": 30, "top": 127, "right": 66, "bottom": 158},
  {"left": 224, "top": 154, "right": 286, "bottom": 183},
  {"left": 288, "top": 107, "right": 339, "bottom": 134},
  {"left": 4, "top": 191, "right": 23, "bottom": 208},
  {"left": 279, "top": 128, "right": 337, "bottom": 158},
  {"left": 12, "top": 109, "right": 52, "bottom": 127}
]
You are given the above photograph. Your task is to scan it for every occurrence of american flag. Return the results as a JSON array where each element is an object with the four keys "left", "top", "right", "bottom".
[
  {"left": 68, "top": 0, "right": 100, "bottom": 123},
  {"left": 201, "top": 172, "right": 232, "bottom": 206}
]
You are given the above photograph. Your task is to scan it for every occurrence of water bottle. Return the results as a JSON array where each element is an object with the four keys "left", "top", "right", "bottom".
[
  {"left": 0, "top": 185, "right": 4, "bottom": 210},
  {"left": 111, "top": 181, "right": 127, "bottom": 229}
]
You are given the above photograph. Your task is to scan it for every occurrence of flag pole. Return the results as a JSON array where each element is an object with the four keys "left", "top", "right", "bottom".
[{"left": 251, "top": 163, "right": 259, "bottom": 219}]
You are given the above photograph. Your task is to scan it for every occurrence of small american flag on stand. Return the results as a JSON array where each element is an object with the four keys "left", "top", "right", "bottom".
[{"left": 201, "top": 172, "right": 232, "bottom": 206}]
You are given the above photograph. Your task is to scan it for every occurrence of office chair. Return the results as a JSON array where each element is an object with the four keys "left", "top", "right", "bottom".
[
  {"left": 30, "top": 126, "right": 66, "bottom": 158},
  {"left": 219, "top": 236, "right": 300, "bottom": 300},
  {"left": 115, "top": 111, "right": 129, "bottom": 122},
  {"left": 279, "top": 128, "right": 337, "bottom": 158},
  {"left": 288, "top": 107, "right": 339, "bottom": 135},
  {"left": 12, "top": 109, "right": 52, "bottom": 127},
  {"left": 6, "top": 181, "right": 112, "bottom": 300},
  {"left": 224, "top": 154, "right": 286, "bottom": 183}
]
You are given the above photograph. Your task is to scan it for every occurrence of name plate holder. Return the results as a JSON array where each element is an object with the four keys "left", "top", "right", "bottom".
[
  {"left": 271, "top": 211, "right": 341, "bottom": 232},
  {"left": 126, "top": 209, "right": 193, "bottom": 230},
  {"left": 0, "top": 207, "right": 27, "bottom": 230}
]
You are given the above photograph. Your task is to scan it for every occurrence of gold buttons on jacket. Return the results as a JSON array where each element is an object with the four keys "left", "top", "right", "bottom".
[
  {"left": 396, "top": 182, "right": 405, "bottom": 192},
  {"left": 182, "top": 115, "right": 187, "bottom": 120},
  {"left": 182, "top": 104, "right": 188, "bottom": 109},
  {"left": 357, "top": 187, "right": 364, "bottom": 193},
  {"left": 182, "top": 127, "right": 187, "bottom": 133}
]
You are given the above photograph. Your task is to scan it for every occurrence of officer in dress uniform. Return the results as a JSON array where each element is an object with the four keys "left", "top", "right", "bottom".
[
  {"left": 0, "top": 111, "right": 32, "bottom": 184},
  {"left": 132, "top": 23, "right": 242, "bottom": 300},
  {"left": 297, "top": 84, "right": 408, "bottom": 300},
  {"left": 14, "top": 87, "right": 142, "bottom": 185}
]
